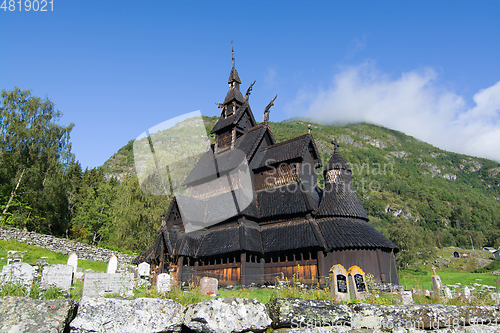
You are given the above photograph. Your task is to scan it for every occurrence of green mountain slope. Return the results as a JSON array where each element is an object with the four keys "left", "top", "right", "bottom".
[{"left": 102, "top": 117, "right": 500, "bottom": 250}]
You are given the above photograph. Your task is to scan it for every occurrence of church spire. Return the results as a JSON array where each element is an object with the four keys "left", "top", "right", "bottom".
[{"left": 228, "top": 45, "right": 241, "bottom": 86}]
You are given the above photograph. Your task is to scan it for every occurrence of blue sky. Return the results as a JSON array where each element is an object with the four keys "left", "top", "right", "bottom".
[{"left": 1, "top": 1, "right": 499, "bottom": 168}]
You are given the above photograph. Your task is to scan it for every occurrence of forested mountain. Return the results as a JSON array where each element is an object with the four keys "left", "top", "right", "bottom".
[
  {"left": 2, "top": 87, "right": 499, "bottom": 269},
  {"left": 103, "top": 116, "right": 500, "bottom": 263}
]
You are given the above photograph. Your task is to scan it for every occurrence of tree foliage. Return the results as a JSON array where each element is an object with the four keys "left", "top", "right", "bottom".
[{"left": 0, "top": 88, "right": 74, "bottom": 234}]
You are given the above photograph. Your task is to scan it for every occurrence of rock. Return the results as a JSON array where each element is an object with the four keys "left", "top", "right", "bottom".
[
  {"left": 350, "top": 303, "right": 500, "bottom": 330},
  {"left": 266, "top": 298, "right": 351, "bottom": 329},
  {"left": 184, "top": 297, "right": 271, "bottom": 333},
  {"left": 0, "top": 296, "right": 76, "bottom": 333},
  {"left": 70, "top": 297, "right": 184, "bottom": 333}
]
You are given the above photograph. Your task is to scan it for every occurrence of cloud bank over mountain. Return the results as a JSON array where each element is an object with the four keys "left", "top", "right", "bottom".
[{"left": 288, "top": 62, "right": 500, "bottom": 162}]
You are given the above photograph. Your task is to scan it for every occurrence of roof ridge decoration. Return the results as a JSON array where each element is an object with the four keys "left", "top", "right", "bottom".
[
  {"left": 245, "top": 80, "right": 255, "bottom": 101},
  {"left": 262, "top": 94, "right": 277, "bottom": 123}
]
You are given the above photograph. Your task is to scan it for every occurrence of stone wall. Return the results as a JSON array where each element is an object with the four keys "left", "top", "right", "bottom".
[
  {"left": 1, "top": 296, "right": 500, "bottom": 333},
  {"left": 0, "top": 227, "right": 135, "bottom": 265}
]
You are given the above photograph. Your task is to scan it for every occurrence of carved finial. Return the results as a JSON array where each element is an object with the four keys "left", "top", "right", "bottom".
[
  {"left": 331, "top": 138, "right": 339, "bottom": 153},
  {"left": 263, "top": 94, "right": 278, "bottom": 123},
  {"left": 231, "top": 41, "right": 235, "bottom": 68},
  {"left": 215, "top": 102, "right": 222, "bottom": 108},
  {"left": 308, "top": 124, "right": 312, "bottom": 134},
  {"left": 245, "top": 80, "right": 256, "bottom": 101},
  {"left": 161, "top": 211, "right": 166, "bottom": 228}
]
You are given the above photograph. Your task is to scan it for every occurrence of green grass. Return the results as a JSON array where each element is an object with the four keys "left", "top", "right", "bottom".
[
  {"left": 0, "top": 239, "right": 107, "bottom": 272},
  {"left": 400, "top": 269, "right": 498, "bottom": 291}
]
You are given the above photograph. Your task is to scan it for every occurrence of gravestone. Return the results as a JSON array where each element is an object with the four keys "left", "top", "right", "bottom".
[
  {"left": 156, "top": 273, "right": 172, "bottom": 293},
  {"left": 463, "top": 286, "right": 471, "bottom": 299},
  {"left": 444, "top": 287, "right": 453, "bottom": 299},
  {"left": 106, "top": 255, "right": 118, "bottom": 274},
  {"left": 431, "top": 266, "right": 443, "bottom": 298},
  {"left": 67, "top": 253, "right": 78, "bottom": 281},
  {"left": 41, "top": 264, "right": 73, "bottom": 290},
  {"left": 328, "top": 264, "right": 350, "bottom": 302},
  {"left": 0, "top": 262, "right": 34, "bottom": 293},
  {"left": 347, "top": 265, "right": 367, "bottom": 300},
  {"left": 200, "top": 277, "right": 218, "bottom": 295},
  {"left": 82, "top": 272, "right": 134, "bottom": 297},
  {"left": 400, "top": 290, "right": 413, "bottom": 305},
  {"left": 137, "top": 262, "right": 150, "bottom": 277}
]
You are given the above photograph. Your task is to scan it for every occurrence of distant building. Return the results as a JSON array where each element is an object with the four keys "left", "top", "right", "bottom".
[
  {"left": 483, "top": 247, "right": 497, "bottom": 253},
  {"left": 453, "top": 251, "right": 472, "bottom": 258},
  {"left": 494, "top": 250, "right": 500, "bottom": 261}
]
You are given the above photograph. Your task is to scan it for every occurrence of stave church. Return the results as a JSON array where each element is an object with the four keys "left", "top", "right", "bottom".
[{"left": 134, "top": 49, "right": 399, "bottom": 286}]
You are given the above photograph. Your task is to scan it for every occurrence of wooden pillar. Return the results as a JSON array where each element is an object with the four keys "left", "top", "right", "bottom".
[
  {"left": 260, "top": 257, "right": 265, "bottom": 285},
  {"left": 316, "top": 250, "right": 325, "bottom": 287},
  {"left": 240, "top": 252, "right": 246, "bottom": 287},
  {"left": 194, "top": 260, "right": 199, "bottom": 282},
  {"left": 177, "top": 256, "right": 184, "bottom": 285}
]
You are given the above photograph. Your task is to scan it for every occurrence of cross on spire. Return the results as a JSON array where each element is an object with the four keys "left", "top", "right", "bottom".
[{"left": 331, "top": 138, "right": 339, "bottom": 153}]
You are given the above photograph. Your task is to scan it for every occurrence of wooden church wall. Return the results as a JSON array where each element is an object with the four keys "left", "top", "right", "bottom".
[
  {"left": 322, "top": 249, "right": 399, "bottom": 284},
  {"left": 263, "top": 251, "right": 319, "bottom": 284}
]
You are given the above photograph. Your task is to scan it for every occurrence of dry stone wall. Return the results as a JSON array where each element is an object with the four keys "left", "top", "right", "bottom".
[
  {"left": 0, "top": 227, "right": 135, "bottom": 265},
  {"left": 1, "top": 296, "right": 500, "bottom": 333}
]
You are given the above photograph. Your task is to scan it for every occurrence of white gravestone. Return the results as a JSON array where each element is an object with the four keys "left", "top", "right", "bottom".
[
  {"left": 82, "top": 272, "right": 134, "bottom": 297},
  {"left": 156, "top": 273, "right": 172, "bottom": 293},
  {"left": 464, "top": 286, "right": 471, "bottom": 299},
  {"left": 0, "top": 262, "right": 34, "bottom": 293},
  {"left": 106, "top": 255, "right": 118, "bottom": 274},
  {"left": 67, "top": 253, "right": 78, "bottom": 281},
  {"left": 137, "top": 262, "right": 150, "bottom": 277},
  {"left": 400, "top": 290, "right": 413, "bottom": 305},
  {"left": 41, "top": 264, "right": 74, "bottom": 290},
  {"left": 200, "top": 277, "right": 218, "bottom": 295},
  {"left": 444, "top": 287, "right": 453, "bottom": 299}
]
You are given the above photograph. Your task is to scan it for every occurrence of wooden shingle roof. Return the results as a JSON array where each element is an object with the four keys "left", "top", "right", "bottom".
[{"left": 316, "top": 217, "right": 399, "bottom": 252}]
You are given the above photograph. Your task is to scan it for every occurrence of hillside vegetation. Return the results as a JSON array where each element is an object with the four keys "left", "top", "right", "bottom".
[
  {"left": 102, "top": 117, "right": 500, "bottom": 268},
  {"left": 2, "top": 87, "right": 499, "bottom": 270}
]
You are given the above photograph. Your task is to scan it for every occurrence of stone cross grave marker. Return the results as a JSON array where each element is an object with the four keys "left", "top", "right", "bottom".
[
  {"left": 347, "top": 265, "right": 367, "bottom": 300},
  {"left": 41, "top": 264, "right": 74, "bottom": 290},
  {"left": 156, "top": 273, "right": 172, "bottom": 293},
  {"left": 431, "top": 266, "right": 443, "bottom": 298},
  {"left": 0, "top": 262, "right": 34, "bottom": 293},
  {"left": 106, "top": 255, "right": 118, "bottom": 274},
  {"left": 328, "top": 264, "right": 350, "bottom": 302},
  {"left": 137, "top": 262, "right": 150, "bottom": 277},
  {"left": 200, "top": 277, "right": 218, "bottom": 295},
  {"left": 82, "top": 271, "right": 134, "bottom": 297},
  {"left": 67, "top": 253, "right": 78, "bottom": 281}
]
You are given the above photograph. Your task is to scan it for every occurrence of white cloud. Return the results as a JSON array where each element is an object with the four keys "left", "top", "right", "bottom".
[{"left": 287, "top": 62, "right": 500, "bottom": 162}]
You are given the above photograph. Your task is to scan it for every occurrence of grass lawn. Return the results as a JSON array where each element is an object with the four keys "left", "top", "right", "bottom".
[
  {"left": 0, "top": 239, "right": 107, "bottom": 272},
  {"left": 400, "top": 269, "right": 498, "bottom": 291}
]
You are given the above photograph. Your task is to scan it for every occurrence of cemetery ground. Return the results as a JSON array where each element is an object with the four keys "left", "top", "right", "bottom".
[{"left": 1, "top": 239, "right": 499, "bottom": 306}]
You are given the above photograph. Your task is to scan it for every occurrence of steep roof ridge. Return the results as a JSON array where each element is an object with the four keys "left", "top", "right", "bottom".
[{"left": 306, "top": 214, "right": 327, "bottom": 250}]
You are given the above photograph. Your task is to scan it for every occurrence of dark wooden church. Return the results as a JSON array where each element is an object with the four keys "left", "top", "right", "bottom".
[{"left": 134, "top": 50, "right": 399, "bottom": 286}]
